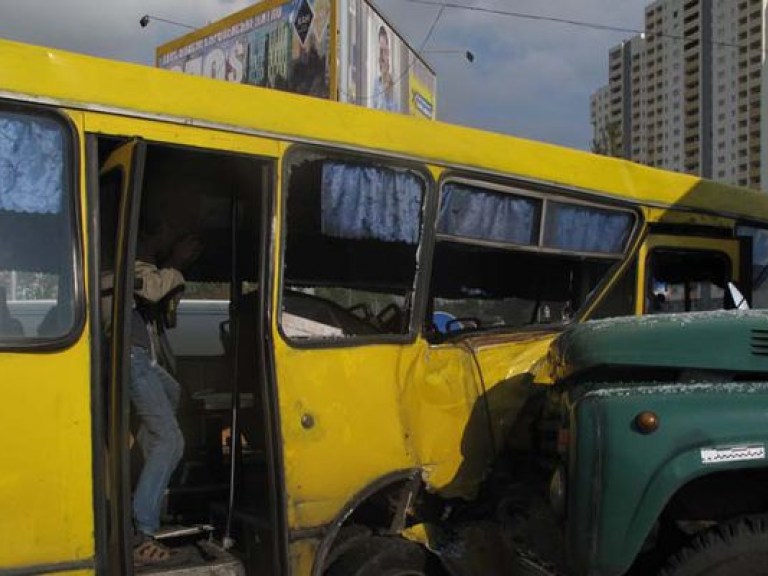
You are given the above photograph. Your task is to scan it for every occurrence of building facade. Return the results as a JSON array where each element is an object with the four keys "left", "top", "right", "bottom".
[{"left": 590, "top": 0, "right": 765, "bottom": 190}]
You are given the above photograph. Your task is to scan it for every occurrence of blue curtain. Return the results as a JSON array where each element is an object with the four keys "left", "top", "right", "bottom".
[
  {"left": 0, "top": 113, "right": 64, "bottom": 214},
  {"left": 438, "top": 183, "right": 539, "bottom": 245},
  {"left": 542, "top": 202, "right": 633, "bottom": 254},
  {"left": 321, "top": 162, "right": 423, "bottom": 244}
]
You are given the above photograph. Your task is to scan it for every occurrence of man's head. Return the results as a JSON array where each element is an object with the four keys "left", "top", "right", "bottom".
[
  {"left": 378, "top": 25, "right": 390, "bottom": 77},
  {"left": 137, "top": 219, "right": 175, "bottom": 265}
]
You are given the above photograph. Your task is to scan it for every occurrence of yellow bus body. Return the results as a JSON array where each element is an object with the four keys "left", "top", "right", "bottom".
[{"left": 1, "top": 37, "right": 767, "bottom": 575}]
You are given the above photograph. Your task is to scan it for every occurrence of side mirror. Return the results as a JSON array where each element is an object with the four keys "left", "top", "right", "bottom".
[{"left": 727, "top": 282, "right": 750, "bottom": 310}]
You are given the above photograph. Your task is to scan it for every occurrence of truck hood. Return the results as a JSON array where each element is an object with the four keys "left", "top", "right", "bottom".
[{"left": 552, "top": 309, "right": 768, "bottom": 381}]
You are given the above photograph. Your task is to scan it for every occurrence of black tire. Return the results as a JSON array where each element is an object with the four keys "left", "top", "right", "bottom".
[
  {"left": 325, "top": 535, "right": 434, "bottom": 576},
  {"left": 661, "top": 516, "right": 768, "bottom": 576}
]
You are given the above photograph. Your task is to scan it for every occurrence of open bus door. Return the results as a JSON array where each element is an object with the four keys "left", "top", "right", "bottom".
[
  {"left": 98, "top": 138, "right": 146, "bottom": 575},
  {"left": 93, "top": 134, "right": 282, "bottom": 574}
]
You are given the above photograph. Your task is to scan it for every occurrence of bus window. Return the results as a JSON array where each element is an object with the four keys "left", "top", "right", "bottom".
[
  {"left": 280, "top": 155, "right": 426, "bottom": 340},
  {"left": 429, "top": 180, "right": 634, "bottom": 334},
  {"left": 0, "top": 109, "right": 78, "bottom": 342},
  {"left": 646, "top": 249, "right": 731, "bottom": 314}
]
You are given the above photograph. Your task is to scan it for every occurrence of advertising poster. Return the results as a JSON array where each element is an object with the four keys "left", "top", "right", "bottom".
[
  {"left": 364, "top": 8, "right": 402, "bottom": 112},
  {"left": 339, "top": 0, "right": 435, "bottom": 118},
  {"left": 157, "top": 0, "right": 332, "bottom": 99},
  {"left": 408, "top": 57, "right": 436, "bottom": 120}
]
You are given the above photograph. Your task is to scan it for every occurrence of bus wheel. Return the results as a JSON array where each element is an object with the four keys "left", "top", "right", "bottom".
[
  {"left": 661, "top": 516, "right": 768, "bottom": 575},
  {"left": 325, "top": 535, "right": 435, "bottom": 576}
]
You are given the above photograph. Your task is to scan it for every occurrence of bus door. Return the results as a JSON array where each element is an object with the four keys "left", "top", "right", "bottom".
[
  {"left": 272, "top": 150, "right": 432, "bottom": 539},
  {"left": 97, "top": 139, "right": 146, "bottom": 574},
  {"left": 0, "top": 105, "right": 94, "bottom": 572},
  {"left": 92, "top": 130, "right": 281, "bottom": 574},
  {"left": 638, "top": 234, "right": 743, "bottom": 314}
]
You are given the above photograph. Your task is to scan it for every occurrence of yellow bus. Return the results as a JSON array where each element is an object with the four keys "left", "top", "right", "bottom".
[{"left": 2, "top": 37, "right": 768, "bottom": 575}]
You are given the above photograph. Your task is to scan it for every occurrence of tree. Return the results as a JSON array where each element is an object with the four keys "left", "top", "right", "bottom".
[{"left": 591, "top": 121, "right": 622, "bottom": 158}]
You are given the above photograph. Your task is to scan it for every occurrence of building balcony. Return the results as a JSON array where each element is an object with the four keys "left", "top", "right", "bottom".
[{"left": 683, "top": 0, "right": 699, "bottom": 16}]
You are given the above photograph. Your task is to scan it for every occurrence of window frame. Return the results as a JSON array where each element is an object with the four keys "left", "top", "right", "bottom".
[
  {"left": 426, "top": 172, "right": 641, "bottom": 339},
  {"left": 644, "top": 246, "right": 733, "bottom": 314},
  {"left": 436, "top": 176, "right": 639, "bottom": 259},
  {"left": 276, "top": 145, "right": 435, "bottom": 349},
  {"left": 0, "top": 101, "right": 84, "bottom": 351}
]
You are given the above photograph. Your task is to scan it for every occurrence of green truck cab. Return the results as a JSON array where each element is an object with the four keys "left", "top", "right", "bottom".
[{"left": 547, "top": 310, "right": 768, "bottom": 575}]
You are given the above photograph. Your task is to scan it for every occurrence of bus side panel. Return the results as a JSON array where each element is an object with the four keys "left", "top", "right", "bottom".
[
  {"left": 274, "top": 339, "right": 417, "bottom": 529},
  {"left": 0, "top": 344, "right": 94, "bottom": 567},
  {"left": 0, "top": 110, "right": 94, "bottom": 570}
]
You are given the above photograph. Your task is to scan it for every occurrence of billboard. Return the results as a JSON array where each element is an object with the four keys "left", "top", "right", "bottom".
[
  {"left": 337, "top": 0, "right": 436, "bottom": 118},
  {"left": 157, "top": 0, "right": 332, "bottom": 99},
  {"left": 157, "top": 0, "right": 436, "bottom": 118}
]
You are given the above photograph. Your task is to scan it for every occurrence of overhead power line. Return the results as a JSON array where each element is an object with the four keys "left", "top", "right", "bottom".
[{"left": 402, "top": 0, "right": 751, "bottom": 52}]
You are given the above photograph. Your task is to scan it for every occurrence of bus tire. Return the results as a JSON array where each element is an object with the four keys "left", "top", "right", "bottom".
[
  {"left": 660, "top": 516, "right": 768, "bottom": 576},
  {"left": 325, "top": 535, "right": 434, "bottom": 576}
]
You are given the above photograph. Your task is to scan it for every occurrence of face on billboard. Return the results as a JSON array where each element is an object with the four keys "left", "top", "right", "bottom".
[
  {"left": 366, "top": 15, "right": 402, "bottom": 112},
  {"left": 356, "top": 3, "right": 435, "bottom": 118},
  {"left": 366, "top": 14, "right": 400, "bottom": 113}
]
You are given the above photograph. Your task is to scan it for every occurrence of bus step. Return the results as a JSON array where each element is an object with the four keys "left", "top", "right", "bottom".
[
  {"left": 138, "top": 540, "right": 245, "bottom": 576},
  {"left": 155, "top": 524, "right": 215, "bottom": 541}
]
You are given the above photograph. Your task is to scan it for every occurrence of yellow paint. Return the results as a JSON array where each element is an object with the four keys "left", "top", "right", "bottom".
[
  {"left": 637, "top": 234, "right": 742, "bottom": 314},
  {"left": 2, "top": 38, "right": 767, "bottom": 575},
  {"left": 0, "top": 111, "right": 94, "bottom": 570},
  {"left": 288, "top": 539, "right": 320, "bottom": 575},
  {"left": 2, "top": 38, "right": 768, "bottom": 225},
  {"left": 275, "top": 339, "right": 415, "bottom": 527},
  {"left": 402, "top": 341, "right": 485, "bottom": 497},
  {"left": 469, "top": 334, "right": 559, "bottom": 442}
]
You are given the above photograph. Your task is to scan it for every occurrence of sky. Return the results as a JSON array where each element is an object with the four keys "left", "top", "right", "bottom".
[{"left": 0, "top": 0, "right": 649, "bottom": 150}]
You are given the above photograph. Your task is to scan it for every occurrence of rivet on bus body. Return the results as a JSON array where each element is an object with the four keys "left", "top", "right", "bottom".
[
  {"left": 301, "top": 413, "right": 315, "bottom": 429},
  {"left": 634, "top": 411, "right": 660, "bottom": 434}
]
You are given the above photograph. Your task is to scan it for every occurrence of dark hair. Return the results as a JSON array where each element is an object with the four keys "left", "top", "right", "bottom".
[{"left": 378, "top": 25, "right": 389, "bottom": 43}]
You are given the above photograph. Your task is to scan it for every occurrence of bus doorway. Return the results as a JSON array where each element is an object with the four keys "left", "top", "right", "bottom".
[{"left": 94, "top": 137, "right": 281, "bottom": 574}]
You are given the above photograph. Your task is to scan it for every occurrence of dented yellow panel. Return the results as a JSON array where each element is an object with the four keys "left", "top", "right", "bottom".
[
  {"left": 276, "top": 329, "right": 559, "bottom": 528},
  {"left": 401, "top": 341, "right": 484, "bottom": 497},
  {"left": 469, "top": 333, "right": 559, "bottom": 445},
  {"left": 275, "top": 340, "right": 415, "bottom": 528}
]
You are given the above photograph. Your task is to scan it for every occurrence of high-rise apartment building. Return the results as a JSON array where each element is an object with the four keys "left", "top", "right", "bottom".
[{"left": 590, "top": 0, "right": 765, "bottom": 190}]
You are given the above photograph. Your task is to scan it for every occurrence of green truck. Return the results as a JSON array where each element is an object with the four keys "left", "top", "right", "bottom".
[{"left": 511, "top": 309, "right": 768, "bottom": 575}]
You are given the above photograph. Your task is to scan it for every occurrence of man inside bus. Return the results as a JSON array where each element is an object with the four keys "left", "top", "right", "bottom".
[{"left": 130, "top": 219, "right": 201, "bottom": 566}]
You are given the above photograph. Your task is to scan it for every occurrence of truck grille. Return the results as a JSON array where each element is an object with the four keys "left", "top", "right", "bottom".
[{"left": 751, "top": 329, "right": 768, "bottom": 356}]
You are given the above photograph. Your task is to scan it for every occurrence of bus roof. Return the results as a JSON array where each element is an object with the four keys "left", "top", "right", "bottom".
[{"left": 2, "top": 37, "right": 766, "bottom": 222}]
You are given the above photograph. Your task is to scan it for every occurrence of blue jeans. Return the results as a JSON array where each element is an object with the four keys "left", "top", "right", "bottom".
[{"left": 129, "top": 345, "right": 184, "bottom": 536}]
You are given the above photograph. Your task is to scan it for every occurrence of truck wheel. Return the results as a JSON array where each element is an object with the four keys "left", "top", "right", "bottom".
[
  {"left": 661, "top": 516, "right": 768, "bottom": 575},
  {"left": 325, "top": 535, "right": 435, "bottom": 576}
]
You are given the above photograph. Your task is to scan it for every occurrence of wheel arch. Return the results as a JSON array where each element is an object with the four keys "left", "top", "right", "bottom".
[
  {"left": 615, "top": 460, "right": 768, "bottom": 575},
  {"left": 310, "top": 468, "right": 424, "bottom": 576}
]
